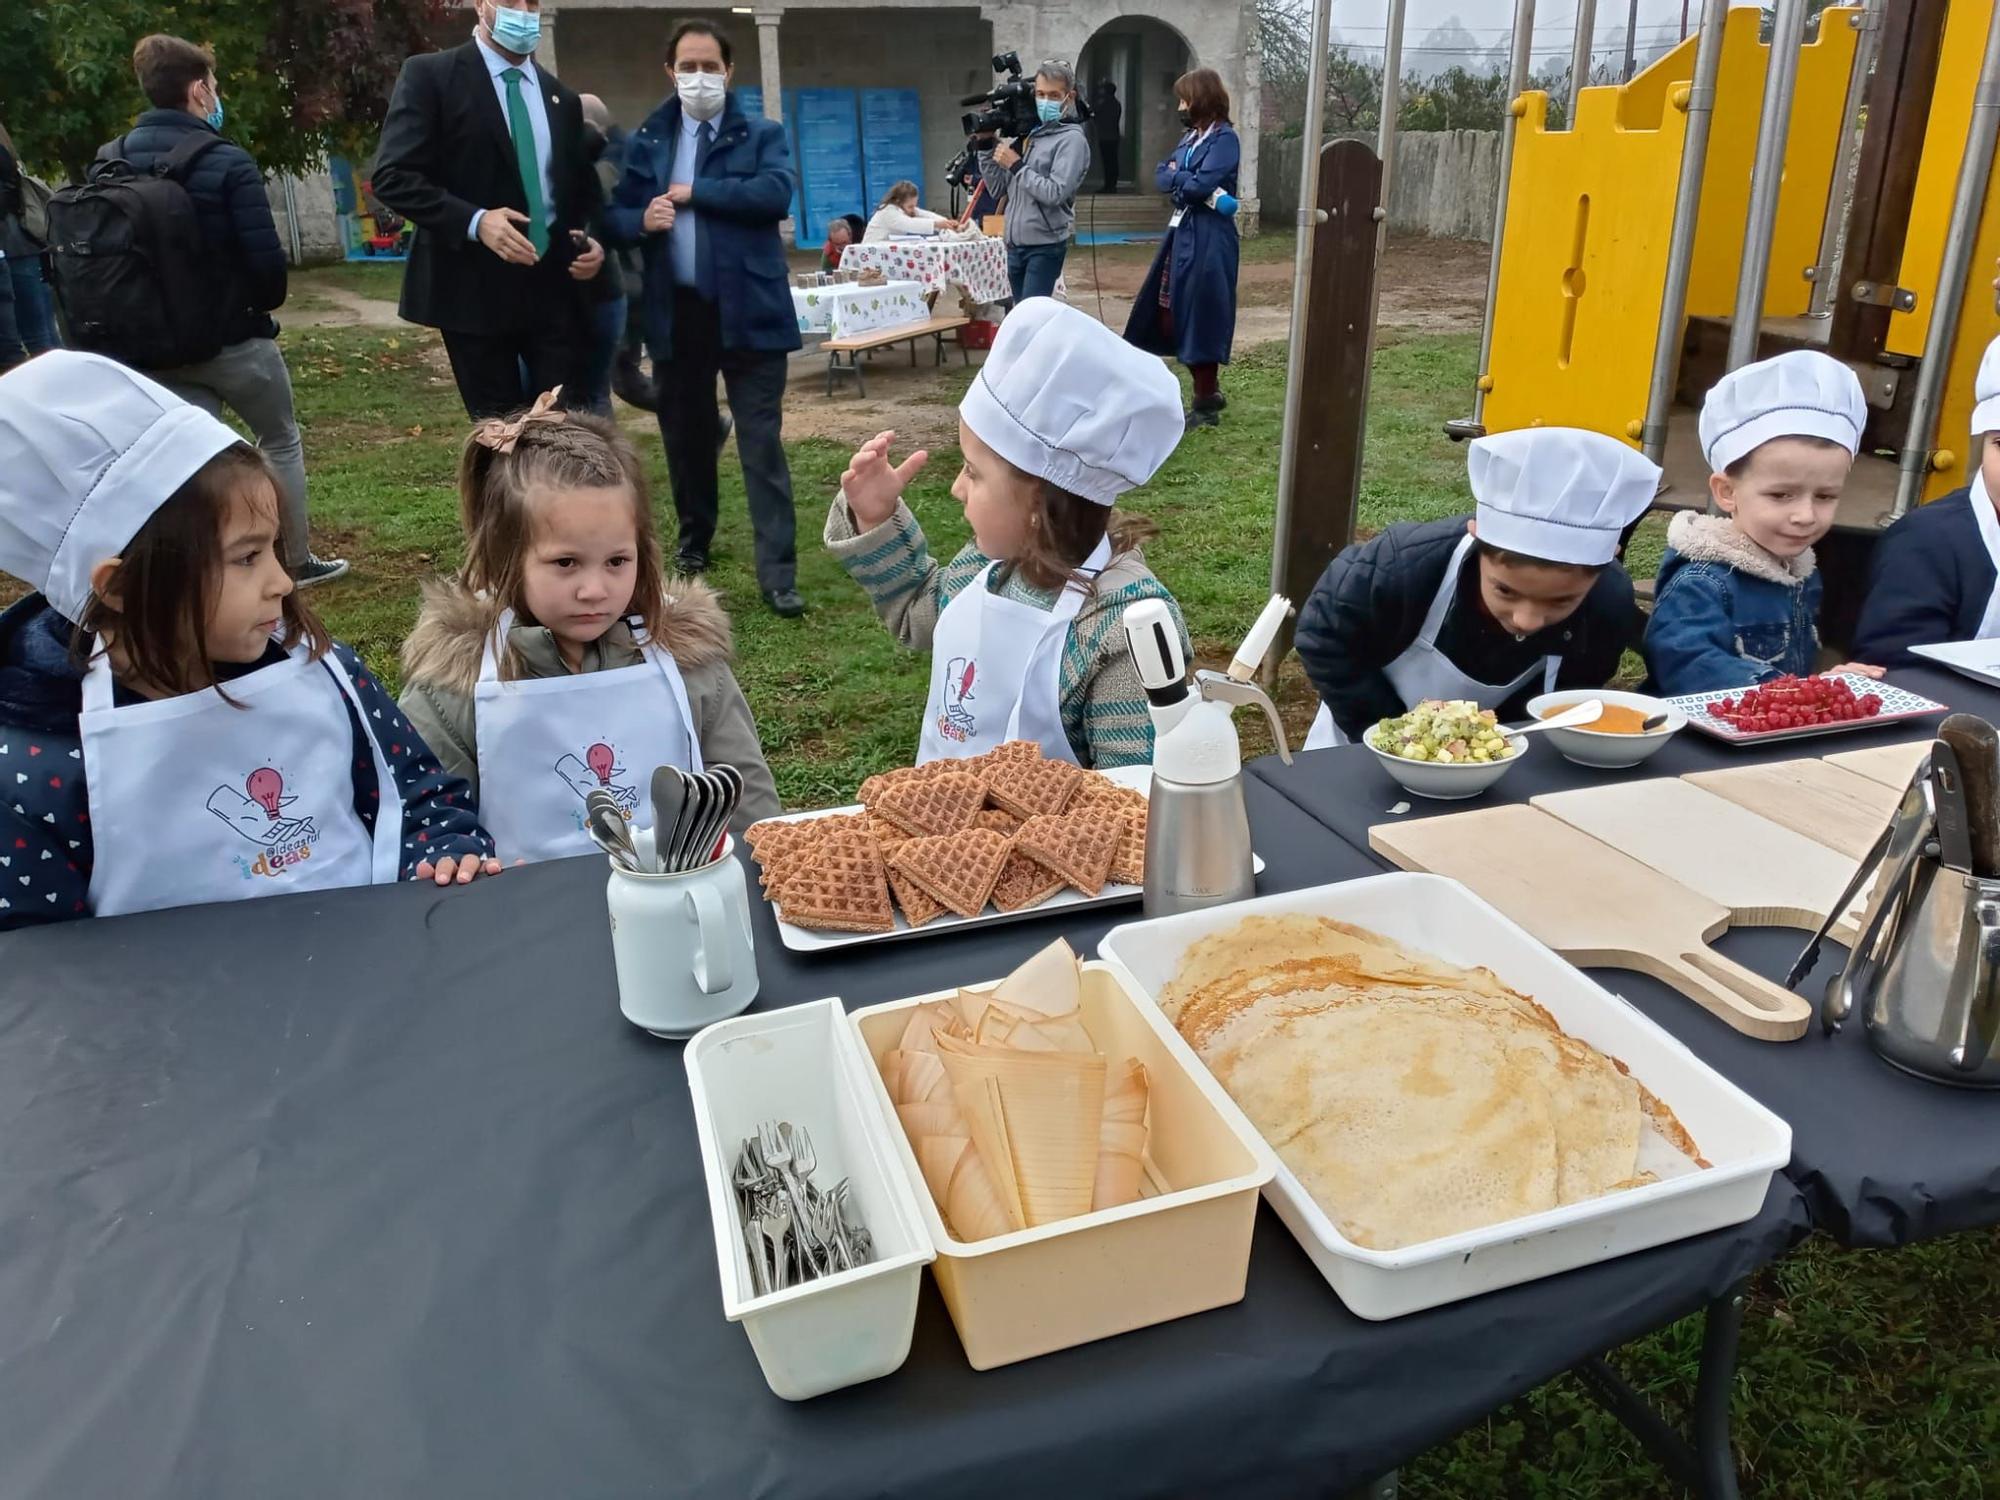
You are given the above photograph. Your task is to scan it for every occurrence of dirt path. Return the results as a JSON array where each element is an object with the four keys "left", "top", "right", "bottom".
[{"left": 286, "top": 285, "right": 409, "bottom": 330}]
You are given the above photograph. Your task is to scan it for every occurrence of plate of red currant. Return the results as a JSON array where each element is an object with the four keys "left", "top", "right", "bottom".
[{"left": 1667, "top": 673, "right": 1946, "bottom": 744}]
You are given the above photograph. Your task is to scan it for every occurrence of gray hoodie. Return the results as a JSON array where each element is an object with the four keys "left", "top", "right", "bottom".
[{"left": 980, "top": 119, "right": 1089, "bottom": 247}]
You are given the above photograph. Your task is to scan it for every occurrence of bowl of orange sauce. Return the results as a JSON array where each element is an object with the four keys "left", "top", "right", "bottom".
[{"left": 1525, "top": 689, "right": 1685, "bottom": 770}]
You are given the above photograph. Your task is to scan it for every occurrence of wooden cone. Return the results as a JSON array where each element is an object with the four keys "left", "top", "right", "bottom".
[
  {"left": 1092, "top": 1059, "right": 1150, "bottom": 1211},
  {"left": 937, "top": 1040, "right": 1105, "bottom": 1228}
]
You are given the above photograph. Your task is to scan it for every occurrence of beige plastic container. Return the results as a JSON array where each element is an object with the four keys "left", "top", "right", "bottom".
[{"left": 849, "top": 962, "right": 1276, "bottom": 1370}]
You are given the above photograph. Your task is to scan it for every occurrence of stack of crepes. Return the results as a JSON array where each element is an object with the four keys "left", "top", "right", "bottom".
[
  {"left": 876, "top": 939, "right": 1151, "bottom": 1241},
  {"left": 1161, "top": 915, "right": 1705, "bottom": 1252}
]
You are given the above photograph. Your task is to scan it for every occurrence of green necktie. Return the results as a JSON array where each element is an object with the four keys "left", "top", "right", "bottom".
[{"left": 501, "top": 67, "right": 549, "bottom": 256}]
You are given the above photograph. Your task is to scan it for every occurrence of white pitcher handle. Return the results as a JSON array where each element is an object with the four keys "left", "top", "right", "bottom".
[{"left": 685, "top": 884, "right": 733, "bottom": 995}]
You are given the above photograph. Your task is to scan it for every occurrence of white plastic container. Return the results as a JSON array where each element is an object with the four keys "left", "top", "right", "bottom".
[
  {"left": 1098, "top": 876, "right": 1793, "bottom": 1320},
  {"left": 849, "top": 963, "right": 1277, "bottom": 1369},
  {"left": 684, "top": 999, "right": 935, "bottom": 1399}
]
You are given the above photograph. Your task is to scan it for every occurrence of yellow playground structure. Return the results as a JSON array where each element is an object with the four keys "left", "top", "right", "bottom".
[{"left": 1459, "top": 0, "right": 2000, "bottom": 551}]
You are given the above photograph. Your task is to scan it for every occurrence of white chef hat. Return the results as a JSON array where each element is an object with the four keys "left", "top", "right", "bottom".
[
  {"left": 1699, "top": 349, "right": 1866, "bottom": 473},
  {"left": 1972, "top": 333, "right": 2000, "bottom": 438},
  {"left": 958, "top": 299, "right": 1183, "bottom": 506},
  {"left": 1466, "top": 427, "right": 1661, "bottom": 567},
  {"left": 0, "top": 352, "right": 242, "bottom": 623}
]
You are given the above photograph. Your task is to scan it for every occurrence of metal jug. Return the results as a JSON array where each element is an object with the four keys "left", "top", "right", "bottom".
[{"left": 1818, "top": 720, "right": 2000, "bottom": 1087}]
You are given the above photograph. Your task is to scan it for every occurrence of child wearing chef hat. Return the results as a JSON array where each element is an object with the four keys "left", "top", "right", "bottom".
[
  {"left": 0, "top": 352, "right": 499, "bottom": 930},
  {"left": 1644, "top": 350, "right": 1886, "bottom": 694},
  {"left": 1295, "top": 427, "right": 1658, "bottom": 748},
  {"left": 825, "top": 298, "right": 1189, "bottom": 768},
  {"left": 1851, "top": 333, "right": 2000, "bottom": 667}
]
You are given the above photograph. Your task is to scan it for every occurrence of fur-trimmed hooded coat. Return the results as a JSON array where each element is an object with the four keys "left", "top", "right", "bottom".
[
  {"left": 398, "top": 578, "right": 781, "bottom": 834},
  {"left": 1643, "top": 512, "right": 1823, "bottom": 695}
]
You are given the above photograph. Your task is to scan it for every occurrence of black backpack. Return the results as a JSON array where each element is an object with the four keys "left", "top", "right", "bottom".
[{"left": 45, "top": 133, "right": 227, "bottom": 370}]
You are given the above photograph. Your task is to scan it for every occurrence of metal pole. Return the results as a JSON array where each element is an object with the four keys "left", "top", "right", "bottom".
[
  {"left": 1271, "top": 0, "right": 1338, "bottom": 597},
  {"left": 1725, "top": 0, "right": 1810, "bottom": 372},
  {"left": 1369, "top": 0, "right": 1408, "bottom": 326},
  {"left": 1892, "top": 0, "right": 2000, "bottom": 518},
  {"left": 1568, "top": 0, "right": 1598, "bottom": 126},
  {"left": 1466, "top": 0, "right": 1536, "bottom": 432},
  {"left": 1622, "top": 0, "right": 1640, "bottom": 80},
  {"left": 1641, "top": 0, "right": 1731, "bottom": 464},
  {"left": 1807, "top": 0, "right": 1880, "bottom": 318}
]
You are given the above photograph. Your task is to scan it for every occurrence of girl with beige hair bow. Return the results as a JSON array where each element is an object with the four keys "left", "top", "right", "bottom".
[{"left": 398, "top": 390, "right": 779, "bottom": 864}]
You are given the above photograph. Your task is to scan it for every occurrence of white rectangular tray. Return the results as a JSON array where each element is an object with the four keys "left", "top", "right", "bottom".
[
  {"left": 1909, "top": 639, "right": 2000, "bottom": 689},
  {"left": 1667, "top": 673, "right": 1944, "bottom": 745},
  {"left": 1097, "top": 875, "right": 1793, "bottom": 1320},
  {"left": 760, "top": 764, "right": 1262, "bottom": 954}
]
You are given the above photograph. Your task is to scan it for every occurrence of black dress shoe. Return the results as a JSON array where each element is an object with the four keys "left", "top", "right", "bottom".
[
  {"left": 675, "top": 551, "right": 710, "bottom": 575},
  {"left": 717, "top": 412, "right": 734, "bottom": 451},
  {"left": 763, "top": 587, "right": 806, "bottom": 618}
]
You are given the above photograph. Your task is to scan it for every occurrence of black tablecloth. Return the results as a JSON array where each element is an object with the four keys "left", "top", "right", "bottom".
[
  {"left": 1249, "top": 665, "right": 2000, "bottom": 1249},
  {"left": 0, "top": 776, "right": 1807, "bottom": 1500}
]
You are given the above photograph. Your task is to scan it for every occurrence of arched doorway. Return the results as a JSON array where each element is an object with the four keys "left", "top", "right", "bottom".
[{"left": 1077, "top": 16, "right": 1192, "bottom": 196}]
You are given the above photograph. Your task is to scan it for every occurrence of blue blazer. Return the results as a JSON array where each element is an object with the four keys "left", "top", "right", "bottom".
[
  {"left": 1851, "top": 487, "right": 1995, "bottom": 668},
  {"left": 1123, "top": 124, "right": 1241, "bottom": 368},
  {"left": 606, "top": 93, "right": 802, "bottom": 356}
]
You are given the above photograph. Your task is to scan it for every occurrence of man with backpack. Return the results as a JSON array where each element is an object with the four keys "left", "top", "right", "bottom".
[{"left": 61, "top": 35, "right": 344, "bottom": 584}]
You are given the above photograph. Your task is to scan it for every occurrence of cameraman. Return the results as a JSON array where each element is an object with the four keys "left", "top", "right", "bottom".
[{"left": 980, "top": 60, "right": 1089, "bottom": 302}]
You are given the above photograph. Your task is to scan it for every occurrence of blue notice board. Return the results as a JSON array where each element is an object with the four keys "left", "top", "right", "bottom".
[
  {"left": 734, "top": 88, "right": 804, "bottom": 228},
  {"left": 791, "top": 88, "right": 864, "bottom": 249},
  {"left": 860, "top": 89, "right": 924, "bottom": 209}
]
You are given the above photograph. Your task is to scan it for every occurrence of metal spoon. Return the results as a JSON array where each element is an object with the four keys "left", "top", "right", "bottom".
[
  {"left": 670, "top": 772, "right": 713, "bottom": 872},
  {"left": 586, "top": 800, "right": 642, "bottom": 872},
  {"left": 650, "top": 766, "right": 689, "bottom": 873},
  {"left": 689, "top": 767, "right": 741, "bottom": 868}
]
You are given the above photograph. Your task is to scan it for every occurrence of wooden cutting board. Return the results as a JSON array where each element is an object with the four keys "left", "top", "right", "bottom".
[
  {"left": 1532, "top": 779, "right": 1861, "bottom": 943},
  {"left": 1370, "top": 803, "right": 1812, "bottom": 1041},
  {"left": 1823, "top": 741, "right": 1930, "bottom": 790},
  {"left": 1682, "top": 759, "right": 1904, "bottom": 861}
]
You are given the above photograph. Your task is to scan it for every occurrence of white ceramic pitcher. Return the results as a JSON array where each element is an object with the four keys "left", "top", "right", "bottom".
[{"left": 606, "top": 830, "right": 760, "bottom": 1037}]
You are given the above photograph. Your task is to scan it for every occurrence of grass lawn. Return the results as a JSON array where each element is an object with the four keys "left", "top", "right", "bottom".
[{"left": 195, "top": 295, "right": 2000, "bottom": 1494}]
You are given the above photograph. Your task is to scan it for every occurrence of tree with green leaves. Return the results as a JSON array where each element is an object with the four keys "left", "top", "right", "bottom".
[{"left": 0, "top": 0, "right": 451, "bottom": 183}]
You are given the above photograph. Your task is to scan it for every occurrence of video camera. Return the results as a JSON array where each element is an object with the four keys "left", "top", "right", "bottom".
[{"left": 943, "top": 51, "right": 1090, "bottom": 192}]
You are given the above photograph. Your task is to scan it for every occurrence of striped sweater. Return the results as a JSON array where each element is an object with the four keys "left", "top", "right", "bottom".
[{"left": 824, "top": 495, "right": 1190, "bottom": 767}]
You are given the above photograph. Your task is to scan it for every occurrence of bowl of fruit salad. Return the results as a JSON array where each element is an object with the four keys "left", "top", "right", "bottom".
[{"left": 1363, "top": 699, "right": 1529, "bottom": 800}]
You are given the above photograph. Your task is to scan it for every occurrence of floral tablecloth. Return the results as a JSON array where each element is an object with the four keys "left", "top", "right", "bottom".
[
  {"left": 791, "top": 280, "right": 931, "bottom": 340},
  {"left": 840, "top": 238, "right": 1012, "bottom": 305}
]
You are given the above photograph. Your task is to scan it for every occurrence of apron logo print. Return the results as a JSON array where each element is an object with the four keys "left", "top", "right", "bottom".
[
  {"left": 556, "top": 741, "right": 640, "bottom": 816},
  {"left": 937, "top": 657, "right": 979, "bottom": 744},
  {"left": 207, "top": 765, "right": 322, "bottom": 880}
]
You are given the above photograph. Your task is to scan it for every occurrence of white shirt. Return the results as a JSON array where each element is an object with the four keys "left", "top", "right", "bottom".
[
  {"left": 865, "top": 204, "right": 948, "bottom": 242},
  {"left": 466, "top": 34, "right": 556, "bottom": 243}
]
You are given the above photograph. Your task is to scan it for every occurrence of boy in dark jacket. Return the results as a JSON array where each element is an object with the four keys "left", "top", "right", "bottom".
[
  {"left": 106, "top": 34, "right": 344, "bottom": 585},
  {"left": 1852, "top": 335, "right": 2000, "bottom": 667},
  {"left": 1296, "top": 428, "right": 1658, "bottom": 747}
]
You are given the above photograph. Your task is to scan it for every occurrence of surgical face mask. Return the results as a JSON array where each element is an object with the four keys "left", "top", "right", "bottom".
[
  {"left": 677, "top": 71, "right": 728, "bottom": 122},
  {"left": 204, "top": 88, "right": 225, "bottom": 131},
  {"left": 1035, "top": 98, "right": 1063, "bottom": 126},
  {"left": 489, "top": 4, "right": 542, "bottom": 54}
]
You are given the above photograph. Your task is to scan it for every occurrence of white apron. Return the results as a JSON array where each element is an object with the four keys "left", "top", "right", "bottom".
[
  {"left": 1968, "top": 471, "right": 2000, "bottom": 640},
  {"left": 473, "top": 610, "right": 702, "bottom": 863},
  {"left": 1305, "top": 534, "right": 1561, "bottom": 750},
  {"left": 917, "top": 538, "right": 1111, "bottom": 766},
  {"left": 79, "top": 638, "right": 400, "bottom": 918}
]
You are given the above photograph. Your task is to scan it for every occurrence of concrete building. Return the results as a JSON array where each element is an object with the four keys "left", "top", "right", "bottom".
[{"left": 280, "top": 0, "right": 1260, "bottom": 259}]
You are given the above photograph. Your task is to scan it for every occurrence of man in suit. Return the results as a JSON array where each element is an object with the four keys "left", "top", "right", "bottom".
[
  {"left": 373, "top": 0, "right": 606, "bottom": 419},
  {"left": 1093, "top": 80, "right": 1123, "bottom": 194},
  {"left": 607, "top": 20, "right": 805, "bottom": 618}
]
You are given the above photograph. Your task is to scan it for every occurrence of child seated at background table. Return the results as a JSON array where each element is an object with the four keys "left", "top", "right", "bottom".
[
  {"left": 1294, "top": 428, "right": 1658, "bottom": 748},
  {"left": 826, "top": 298, "right": 1187, "bottom": 769},
  {"left": 865, "top": 181, "right": 950, "bottom": 242},
  {"left": 1644, "top": 351, "right": 1885, "bottom": 695},
  {"left": 1850, "top": 335, "right": 2000, "bottom": 668},
  {"left": 398, "top": 393, "right": 779, "bottom": 866},
  {"left": 0, "top": 353, "right": 498, "bottom": 931}
]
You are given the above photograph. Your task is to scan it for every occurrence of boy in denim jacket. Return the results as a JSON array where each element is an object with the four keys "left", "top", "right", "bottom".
[{"left": 1645, "top": 351, "right": 1885, "bottom": 695}]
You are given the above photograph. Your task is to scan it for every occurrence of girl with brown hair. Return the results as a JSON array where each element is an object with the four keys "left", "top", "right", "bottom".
[
  {"left": 826, "top": 301, "right": 1190, "bottom": 768},
  {"left": 865, "top": 180, "right": 949, "bottom": 242},
  {"left": 1124, "top": 66, "right": 1241, "bottom": 430},
  {"left": 399, "top": 390, "right": 779, "bottom": 864}
]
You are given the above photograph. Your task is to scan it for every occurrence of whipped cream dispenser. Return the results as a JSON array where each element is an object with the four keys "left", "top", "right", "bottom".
[{"left": 1124, "top": 595, "right": 1293, "bottom": 917}]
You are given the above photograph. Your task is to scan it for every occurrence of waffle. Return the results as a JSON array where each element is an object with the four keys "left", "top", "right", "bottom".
[
  {"left": 965, "top": 740, "right": 1045, "bottom": 776},
  {"left": 1072, "top": 775, "right": 1148, "bottom": 818},
  {"left": 1014, "top": 807, "right": 1121, "bottom": 897},
  {"left": 991, "top": 847, "right": 1066, "bottom": 912},
  {"left": 886, "top": 864, "right": 948, "bottom": 928},
  {"left": 867, "top": 811, "right": 911, "bottom": 853},
  {"left": 872, "top": 771, "right": 989, "bottom": 838},
  {"left": 973, "top": 808, "right": 1022, "bottom": 835},
  {"left": 777, "top": 827, "right": 894, "bottom": 933},
  {"left": 985, "top": 756, "right": 1084, "bottom": 820},
  {"left": 888, "top": 828, "right": 1013, "bottom": 918},
  {"left": 1110, "top": 803, "right": 1148, "bottom": 887}
]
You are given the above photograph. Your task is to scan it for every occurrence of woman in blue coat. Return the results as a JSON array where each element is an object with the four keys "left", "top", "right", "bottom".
[{"left": 1123, "top": 68, "right": 1241, "bottom": 430}]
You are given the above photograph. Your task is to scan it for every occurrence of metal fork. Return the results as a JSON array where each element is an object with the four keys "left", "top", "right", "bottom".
[
  {"left": 757, "top": 1196, "right": 793, "bottom": 1292},
  {"left": 765, "top": 1121, "right": 832, "bottom": 1271}
]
